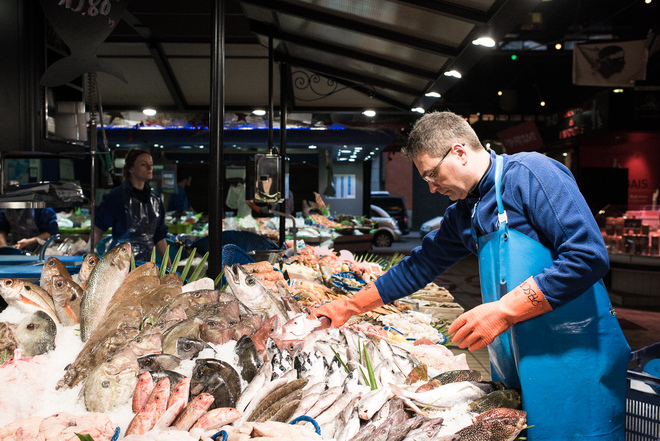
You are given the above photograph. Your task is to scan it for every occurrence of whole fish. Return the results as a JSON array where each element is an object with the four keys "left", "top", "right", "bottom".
[
  {"left": 387, "top": 415, "right": 426, "bottom": 441},
  {"left": 431, "top": 369, "right": 483, "bottom": 385},
  {"left": 14, "top": 310, "right": 57, "bottom": 357},
  {"left": 454, "top": 411, "right": 526, "bottom": 441},
  {"left": 155, "top": 289, "right": 220, "bottom": 324},
  {"left": 0, "top": 278, "right": 58, "bottom": 323},
  {"left": 252, "top": 314, "right": 282, "bottom": 354},
  {"left": 266, "top": 399, "right": 300, "bottom": 423},
  {"left": 74, "top": 252, "right": 99, "bottom": 290},
  {"left": 145, "top": 377, "right": 170, "bottom": 423},
  {"left": 234, "top": 335, "right": 263, "bottom": 383},
  {"left": 80, "top": 242, "right": 131, "bottom": 341},
  {"left": 132, "top": 371, "right": 154, "bottom": 413},
  {"left": 49, "top": 276, "right": 82, "bottom": 326},
  {"left": 236, "top": 373, "right": 295, "bottom": 427},
  {"left": 469, "top": 389, "right": 522, "bottom": 414},
  {"left": 390, "top": 381, "right": 486, "bottom": 410},
  {"left": 404, "top": 363, "right": 429, "bottom": 385},
  {"left": 168, "top": 377, "right": 192, "bottom": 409},
  {"left": 83, "top": 347, "right": 139, "bottom": 413},
  {"left": 224, "top": 264, "right": 291, "bottom": 321},
  {"left": 171, "top": 392, "right": 215, "bottom": 431},
  {"left": 306, "top": 386, "right": 344, "bottom": 419},
  {"left": 125, "top": 401, "right": 158, "bottom": 436},
  {"left": 401, "top": 417, "right": 445, "bottom": 441},
  {"left": 254, "top": 389, "right": 303, "bottom": 422},
  {"left": 153, "top": 398, "right": 186, "bottom": 430},
  {"left": 190, "top": 407, "right": 242, "bottom": 431},
  {"left": 475, "top": 408, "right": 527, "bottom": 424},
  {"left": 235, "top": 362, "right": 270, "bottom": 414},
  {"left": 39, "top": 256, "right": 72, "bottom": 293},
  {"left": 138, "top": 354, "right": 182, "bottom": 373},
  {"left": 358, "top": 387, "right": 394, "bottom": 420},
  {"left": 190, "top": 358, "right": 242, "bottom": 410},
  {"left": 176, "top": 337, "right": 212, "bottom": 360},
  {"left": 150, "top": 370, "right": 186, "bottom": 394}
]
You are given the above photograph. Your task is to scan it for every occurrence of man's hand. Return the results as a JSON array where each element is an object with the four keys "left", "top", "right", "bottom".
[
  {"left": 448, "top": 277, "right": 552, "bottom": 351},
  {"left": 15, "top": 237, "right": 36, "bottom": 250}
]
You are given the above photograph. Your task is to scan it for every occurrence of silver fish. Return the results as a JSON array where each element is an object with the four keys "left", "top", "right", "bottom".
[
  {"left": 80, "top": 242, "right": 131, "bottom": 341},
  {"left": 401, "top": 417, "right": 445, "bottom": 441},
  {"left": 0, "top": 278, "right": 58, "bottom": 323},
  {"left": 14, "top": 310, "right": 57, "bottom": 357},
  {"left": 224, "top": 264, "right": 291, "bottom": 321}
]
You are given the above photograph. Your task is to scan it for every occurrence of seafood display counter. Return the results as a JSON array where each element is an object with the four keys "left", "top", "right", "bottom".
[{"left": 0, "top": 242, "right": 529, "bottom": 441}]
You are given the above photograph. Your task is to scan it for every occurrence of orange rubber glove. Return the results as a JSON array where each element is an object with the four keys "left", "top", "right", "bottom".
[
  {"left": 312, "top": 282, "right": 384, "bottom": 328},
  {"left": 448, "top": 277, "right": 553, "bottom": 351}
]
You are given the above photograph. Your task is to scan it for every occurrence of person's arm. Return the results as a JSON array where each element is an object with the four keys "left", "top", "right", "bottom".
[
  {"left": 15, "top": 231, "right": 52, "bottom": 250},
  {"left": 0, "top": 231, "right": 8, "bottom": 247},
  {"left": 155, "top": 238, "right": 170, "bottom": 267}
]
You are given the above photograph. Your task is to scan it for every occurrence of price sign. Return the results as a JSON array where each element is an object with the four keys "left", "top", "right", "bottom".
[{"left": 39, "top": 0, "right": 131, "bottom": 87}]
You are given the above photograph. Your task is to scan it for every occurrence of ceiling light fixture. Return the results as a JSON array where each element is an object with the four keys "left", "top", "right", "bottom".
[
  {"left": 411, "top": 107, "right": 425, "bottom": 113},
  {"left": 540, "top": 101, "right": 546, "bottom": 107},
  {"left": 613, "top": 89, "right": 624, "bottom": 93},
  {"left": 252, "top": 109, "right": 266, "bottom": 116},
  {"left": 443, "top": 70, "right": 462, "bottom": 79},
  {"left": 362, "top": 110, "right": 376, "bottom": 117},
  {"left": 497, "top": 91, "right": 503, "bottom": 96},
  {"left": 308, "top": 145, "right": 318, "bottom": 149},
  {"left": 425, "top": 92, "right": 441, "bottom": 98},
  {"left": 555, "top": 43, "right": 562, "bottom": 50},
  {"left": 472, "top": 37, "right": 496, "bottom": 47},
  {"left": 143, "top": 108, "right": 157, "bottom": 116}
]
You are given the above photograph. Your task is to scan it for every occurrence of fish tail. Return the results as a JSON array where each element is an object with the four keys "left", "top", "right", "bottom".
[{"left": 40, "top": 54, "right": 127, "bottom": 87}]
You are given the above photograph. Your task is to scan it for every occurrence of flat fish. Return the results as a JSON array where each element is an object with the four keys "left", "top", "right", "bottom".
[{"left": 190, "top": 358, "right": 242, "bottom": 410}]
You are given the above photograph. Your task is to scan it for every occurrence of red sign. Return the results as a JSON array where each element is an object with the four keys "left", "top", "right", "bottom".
[{"left": 496, "top": 121, "right": 544, "bottom": 154}]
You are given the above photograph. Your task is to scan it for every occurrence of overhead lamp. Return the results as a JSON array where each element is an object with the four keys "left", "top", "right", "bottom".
[
  {"left": 362, "top": 110, "right": 376, "bottom": 117},
  {"left": 613, "top": 89, "right": 624, "bottom": 93},
  {"left": 340, "top": 149, "right": 352, "bottom": 153},
  {"left": 444, "top": 70, "right": 462, "bottom": 79},
  {"left": 497, "top": 91, "right": 503, "bottom": 96},
  {"left": 472, "top": 37, "right": 496, "bottom": 47},
  {"left": 143, "top": 108, "right": 157, "bottom": 116},
  {"left": 425, "top": 92, "right": 441, "bottom": 98},
  {"left": 308, "top": 145, "right": 318, "bottom": 149},
  {"left": 411, "top": 107, "right": 425, "bottom": 113},
  {"left": 555, "top": 43, "right": 562, "bottom": 50},
  {"left": 252, "top": 109, "right": 266, "bottom": 116},
  {"left": 540, "top": 101, "right": 546, "bottom": 107}
]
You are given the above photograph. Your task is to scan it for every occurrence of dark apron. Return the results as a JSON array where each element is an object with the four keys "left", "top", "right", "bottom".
[
  {"left": 110, "top": 183, "right": 160, "bottom": 262},
  {"left": 471, "top": 155, "right": 630, "bottom": 440},
  {"left": 4, "top": 209, "right": 41, "bottom": 251}
]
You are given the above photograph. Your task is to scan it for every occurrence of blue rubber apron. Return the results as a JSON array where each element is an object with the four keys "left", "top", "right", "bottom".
[{"left": 471, "top": 156, "right": 630, "bottom": 440}]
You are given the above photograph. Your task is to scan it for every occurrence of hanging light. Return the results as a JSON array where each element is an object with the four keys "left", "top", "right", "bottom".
[
  {"left": 444, "top": 70, "right": 462, "bottom": 79},
  {"left": 411, "top": 107, "right": 425, "bottom": 113},
  {"left": 362, "top": 110, "right": 376, "bottom": 117},
  {"left": 143, "top": 108, "right": 157, "bottom": 116},
  {"left": 425, "top": 91, "right": 441, "bottom": 98},
  {"left": 252, "top": 109, "right": 266, "bottom": 116},
  {"left": 472, "top": 37, "right": 496, "bottom": 47}
]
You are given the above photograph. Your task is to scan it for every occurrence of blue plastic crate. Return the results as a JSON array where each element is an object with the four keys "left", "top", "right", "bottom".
[{"left": 626, "top": 342, "right": 660, "bottom": 441}]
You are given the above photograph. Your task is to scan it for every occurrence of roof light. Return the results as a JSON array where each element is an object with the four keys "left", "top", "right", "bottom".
[
  {"left": 444, "top": 70, "right": 462, "bottom": 79},
  {"left": 143, "top": 108, "right": 157, "bottom": 116},
  {"left": 425, "top": 92, "right": 441, "bottom": 98},
  {"left": 252, "top": 109, "right": 266, "bottom": 116},
  {"left": 362, "top": 110, "right": 376, "bottom": 117},
  {"left": 411, "top": 107, "right": 425, "bottom": 113},
  {"left": 308, "top": 145, "right": 318, "bottom": 149},
  {"left": 472, "top": 37, "right": 496, "bottom": 47}
]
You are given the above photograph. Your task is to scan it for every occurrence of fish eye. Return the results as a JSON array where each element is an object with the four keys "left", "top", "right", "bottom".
[
  {"left": 246, "top": 276, "right": 256, "bottom": 286},
  {"left": 135, "top": 338, "right": 142, "bottom": 343},
  {"left": 4, "top": 280, "right": 12, "bottom": 286},
  {"left": 184, "top": 343, "right": 193, "bottom": 350},
  {"left": 270, "top": 328, "right": 275, "bottom": 333},
  {"left": 56, "top": 281, "right": 64, "bottom": 288},
  {"left": 102, "top": 381, "right": 110, "bottom": 388}
]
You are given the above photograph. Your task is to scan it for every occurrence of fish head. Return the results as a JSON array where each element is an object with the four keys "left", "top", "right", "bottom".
[
  {"left": 49, "top": 276, "right": 80, "bottom": 304},
  {"left": 224, "top": 264, "right": 270, "bottom": 304},
  {"left": 128, "top": 333, "right": 163, "bottom": 357},
  {"left": 199, "top": 320, "right": 234, "bottom": 345},
  {"left": 84, "top": 359, "right": 139, "bottom": 413},
  {"left": 176, "top": 337, "right": 209, "bottom": 360},
  {"left": 0, "top": 278, "right": 23, "bottom": 301},
  {"left": 15, "top": 311, "right": 57, "bottom": 357},
  {"left": 186, "top": 289, "right": 220, "bottom": 306},
  {"left": 281, "top": 313, "right": 321, "bottom": 340}
]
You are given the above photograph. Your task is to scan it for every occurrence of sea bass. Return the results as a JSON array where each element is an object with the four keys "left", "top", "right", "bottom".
[
  {"left": 224, "top": 264, "right": 291, "bottom": 321},
  {"left": 80, "top": 242, "right": 131, "bottom": 341}
]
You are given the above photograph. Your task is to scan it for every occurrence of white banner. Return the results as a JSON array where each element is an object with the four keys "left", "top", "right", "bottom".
[{"left": 573, "top": 40, "right": 648, "bottom": 87}]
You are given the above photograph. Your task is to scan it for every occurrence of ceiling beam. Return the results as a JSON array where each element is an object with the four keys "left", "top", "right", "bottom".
[
  {"left": 390, "top": 0, "right": 491, "bottom": 25},
  {"left": 250, "top": 21, "right": 438, "bottom": 80},
  {"left": 238, "top": 0, "right": 460, "bottom": 58}
]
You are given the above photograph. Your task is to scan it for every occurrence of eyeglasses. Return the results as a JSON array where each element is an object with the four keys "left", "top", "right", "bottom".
[{"left": 421, "top": 148, "right": 451, "bottom": 183}]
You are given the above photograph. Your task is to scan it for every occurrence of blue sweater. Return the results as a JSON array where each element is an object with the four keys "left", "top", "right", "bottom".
[{"left": 375, "top": 150, "right": 608, "bottom": 309}]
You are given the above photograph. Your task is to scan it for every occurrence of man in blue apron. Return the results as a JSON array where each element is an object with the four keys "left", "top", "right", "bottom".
[{"left": 314, "top": 111, "right": 630, "bottom": 440}]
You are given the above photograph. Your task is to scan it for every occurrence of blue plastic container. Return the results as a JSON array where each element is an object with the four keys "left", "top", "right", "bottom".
[{"left": 625, "top": 342, "right": 660, "bottom": 441}]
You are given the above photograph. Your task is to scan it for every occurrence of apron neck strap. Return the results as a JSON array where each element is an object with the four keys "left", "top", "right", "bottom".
[{"left": 495, "top": 155, "right": 508, "bottom": 229}]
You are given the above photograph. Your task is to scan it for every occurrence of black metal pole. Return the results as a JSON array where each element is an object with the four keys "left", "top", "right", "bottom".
[
  {"left": 208, "top": 0, "right": 225, "bottom": 278},
  {"left": 278, "top": 61, "right": 287, "bottom": 247},
  {"left": 268, "top": 35, "right": 274, "bottom": 152}
]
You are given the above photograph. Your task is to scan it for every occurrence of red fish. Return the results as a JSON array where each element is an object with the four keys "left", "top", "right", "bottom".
[
  {"left": 190, "top": 407, "right": 242, "bottom": 431},
  {"left": 252, "top": 315, "right": 281, "bottom": 355},
  {"left": 168, "top": 377, "right": 191, "bottom": 409},
  {"left": 125, "top": 401, "right": 158, "bottom": 436},
  {"left": 132, "top": 371, "right": 154, "bottom": 413},
  {"left": 171, "top": 393, "right": 215, "bottom": 431},
  {"left": 146, "top": 377, "right": 170, "bottom": 422}
]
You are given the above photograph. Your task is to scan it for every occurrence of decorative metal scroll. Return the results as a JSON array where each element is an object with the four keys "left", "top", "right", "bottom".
[{"left": 291, "top": 70, "right": 374, "bottom": 102}]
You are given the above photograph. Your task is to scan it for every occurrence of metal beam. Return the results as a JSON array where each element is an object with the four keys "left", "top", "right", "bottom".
[
  {"left": 249, "top": 21, "right": 438, "bottom": 80},
  {"left": 391, "top": 0, "right": 491, "bottom": 25},
  {"left": 238, "top": 0, "right": 460, "bottom": 58}
]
